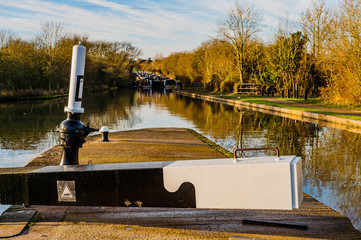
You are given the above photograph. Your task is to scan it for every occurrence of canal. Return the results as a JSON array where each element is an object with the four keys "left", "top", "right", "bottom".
[{"left": 0, "top": 89, "right": 361, "bottom": 231}]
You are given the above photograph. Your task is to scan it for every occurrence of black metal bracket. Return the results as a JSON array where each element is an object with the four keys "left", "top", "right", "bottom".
[{"left": 242, "top": 219, "right": 308, "bottom": 230}]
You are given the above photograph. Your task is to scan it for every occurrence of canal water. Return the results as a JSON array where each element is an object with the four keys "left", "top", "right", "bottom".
[{"left": 0, "top": 89, "right": 360, "bottom": 231}]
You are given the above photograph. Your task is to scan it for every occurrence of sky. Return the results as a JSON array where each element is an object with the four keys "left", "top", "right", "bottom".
[{"left": 0, "top": 0, "right": 340, "bottom": 59}]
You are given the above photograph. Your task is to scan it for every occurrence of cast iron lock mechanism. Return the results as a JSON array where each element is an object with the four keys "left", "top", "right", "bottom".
[
  {"left": 57, "top": 43, "right": 98, "bottom": 165},
  {"left": 57, "top": 113, "right": 98, "bottom": 165}
]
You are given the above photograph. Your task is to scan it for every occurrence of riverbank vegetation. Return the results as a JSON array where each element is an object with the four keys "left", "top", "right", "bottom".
[
  {"left": 0, "top": 22, "right": 142, "bottom": 99},
  {"left": 143, "top": 0, "right": 361, "bottom": 106}
]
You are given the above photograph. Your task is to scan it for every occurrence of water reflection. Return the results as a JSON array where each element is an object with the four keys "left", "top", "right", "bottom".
[
  {"left": 140, "top": 92, "right": 361, "bottom": 231},
  {"left": 0, "top": 100, "right": 65, "bottom": 150},
  {"left": 0, "top": 89, "right": 361, "bottom": 231},
  {"left": 0, "top": 89, "right": 195, "bottom": 166}
]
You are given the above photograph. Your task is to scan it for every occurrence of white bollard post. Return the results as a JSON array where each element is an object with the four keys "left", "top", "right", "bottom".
[
  {"left": 64, "top": 43, "right": 86, "bottom": 114},
  {"left": 57, "top": 43, "right": 98, "bottom": 165},
  {"left": 100, "top": 126, "right": 110, "bottom": 142}
]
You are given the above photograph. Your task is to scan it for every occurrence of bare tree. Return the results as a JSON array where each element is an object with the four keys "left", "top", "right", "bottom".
[
  {"left": 153, "top": 53, "right": 163, "bottom": 61},
  {"left": 35, "top": 22, "right": 68, "bottom": 91},
  {"left": 0, "top": 30, "right": 18, "bottom": 48},
  {"left": 334, "top": 0, "right": 361, "bottom": 104},
  {"left": 36, "top": 22, "right": 67, "bottom": 49},
  {"left": 301, "top": 0, "right": 335, "bottom": 59},
  {"left": 201, "top": 39, "right": 233, "bottom": 90},
  {"left": 300, "top": 0, "right": 335, "bottom": 97},
  {"left": 217, "top": 1, "right": 261, "bottom": 83}
]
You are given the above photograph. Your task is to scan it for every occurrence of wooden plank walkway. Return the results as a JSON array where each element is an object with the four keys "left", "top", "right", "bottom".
[{"left": 1, "top": 128, "right": 360, "bottom": 239}]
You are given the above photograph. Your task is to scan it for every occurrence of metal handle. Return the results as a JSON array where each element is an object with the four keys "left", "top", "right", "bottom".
[{"left": 233, "top": 147, "right": 279, "bottom": 159}]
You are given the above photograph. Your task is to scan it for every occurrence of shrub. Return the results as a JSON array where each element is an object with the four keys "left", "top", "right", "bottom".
[{"left": 220, "top": 79, "right": 235, "bottom": 93}]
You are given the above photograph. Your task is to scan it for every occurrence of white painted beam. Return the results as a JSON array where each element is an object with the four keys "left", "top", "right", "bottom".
[{"left": 163, "top": 156, "right": 302, "bottom": 210}]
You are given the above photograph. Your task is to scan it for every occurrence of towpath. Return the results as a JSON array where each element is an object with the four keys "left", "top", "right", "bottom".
[{"left": 262, "top": 97, "right": 361, "bottom": 117}]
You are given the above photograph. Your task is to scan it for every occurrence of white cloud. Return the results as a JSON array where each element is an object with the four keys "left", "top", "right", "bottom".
[{"left": 0, "top": 0, "right": 341, "bottom": 58}]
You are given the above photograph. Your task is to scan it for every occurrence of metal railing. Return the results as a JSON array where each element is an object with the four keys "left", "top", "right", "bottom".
[{"left": 233, "top": 147, "right": 280, "bottom": 159}]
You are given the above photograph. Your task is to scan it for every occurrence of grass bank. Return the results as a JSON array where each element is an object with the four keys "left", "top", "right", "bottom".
[
  {"left": 0, "top": 93, "right": 68, "bottom": 102},
  {"left": 181, "top": 88, "right": 361, "bottom": 121},
  {"left": 187, "top": 129, "right": 233, "bottom": 158},
  {"left": 225, "top": 96, "right": 361, "bottom": 121},
  {"left": 0, "top": 86, "right": 119, "bottom": 102}
]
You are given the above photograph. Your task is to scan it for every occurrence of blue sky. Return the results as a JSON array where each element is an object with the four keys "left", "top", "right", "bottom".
[{"left": 0, "top": 0, "right": 340, "bottom": 58}]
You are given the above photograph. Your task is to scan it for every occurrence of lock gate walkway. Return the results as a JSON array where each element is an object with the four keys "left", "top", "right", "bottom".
[{"left": 0, "top": 128, "right": 360, "bottom": 239}]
